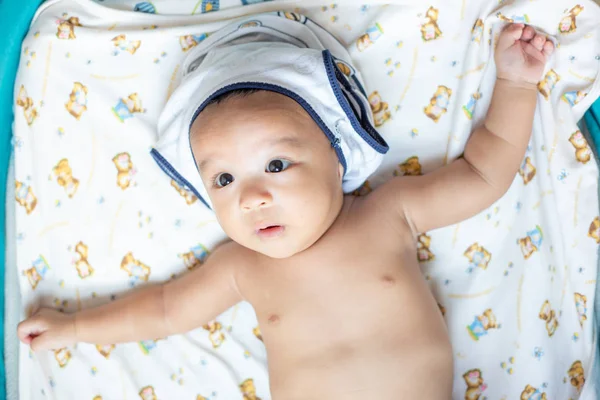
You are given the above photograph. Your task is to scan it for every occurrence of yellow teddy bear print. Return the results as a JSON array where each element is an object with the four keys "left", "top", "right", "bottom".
[
  {"left": 96, "top": 344, "right": 115, "bottom": 359},
  {"left": 467, "top": 308, "right": 498, "bottom": 341},
  {"left": 588, "top": 216, "right": 600, "bottom": 243},
  {"left": 420, "top": 6, "right": 442, "bottom": 41},
  {"left": 568, "top": 360, "right": 585, "bottom": 392},
  {"left": 112, "top": 93, "right": 144, "bottom": 122},
  {"left": 121, "top": 252, "right": 151, "bottom": 283},
  {"left": 464, "top": 243, "right": 492, "bottom": 270},
  {"left": 417, "top": 233, "right": 435, "bottom": 262},
  {"left": 520, "top": 384, "right": 547, "bottom": 400},
  {"left": 178, "top": 244, "right": 209, "bottom": 270},
  {"left": 112, "top": 152, "right": 136, "bottom": 190},
  {"left": 394, "top": 156, "right": 422, "bottom": 176},
  {"left": 203, "top": 321, "right": 226, "bottom": 348},
  {"left": 518, "top": 156, "right": 537, "bottom": 185},
  {"left": 462, "top": 369, "right": 487, "bottom": 400},
  {"left": 424, "top": 86, "right": 452, "bottom": 123},
  {"left": 24, "top": 255, "right": 50, "bottom": 289},
  {"left": 16, "top": 85, "right": 38, "bottom": 125},
  {"left": 559, "top": 5, "right": 584, "bottom": 34},
  {"left": 537, "top": 70, "right": 560, "bottom": 100},
  {"left": 51, "top": 158, "right": 79, "bottom": 198},
  {"left": 138, "top": 386, "right": 157, "bottom": 400},
  {"left": 179, "top": 33, "right": 209, "bottom": 52},
  {"left": 240, "top": 378, "right": 261, "bottom": 400},
  {"left": 65, "top": 82, "right": 88, "bottom": 120},
  {"left": 253, "top": 326, "right": 263, "bottom": 342},
  {"left": 356, "top": 22, "right": 384, "bottom": 52},
  {"left": 171, "top": 179, "right": 198, "bottom": 205},
  {"left": 74, "top": 241, "right": 94, "bottom": 279},
  {"left": 15, "top": 180, "right": 37, "bottom": 214},
  {"left": 368, "top": 91, "right": 391, "bottom": 127},
  {"left": 54, "top": 347, "right": 71, "bottom": 367},
  {"left": 538, "top": 300, "right": 559, "bottom": 337},
  {"left": 518, "top": 225, "right": 543, "bottom": 259},
  {"left": 569, "top": 130, "right": 592, "bottom": 164},
  {"left": 574, "top": 293, "right": 587, "bottom": 327},
  {"left": 471, "top": 19, "right": 484, "bottom": 43},
  {"left": 111, "top": 34, "right": 142, "bottom": 55},
  {"left": 56, "top": 16, "right": 81, "bottom": 40}
]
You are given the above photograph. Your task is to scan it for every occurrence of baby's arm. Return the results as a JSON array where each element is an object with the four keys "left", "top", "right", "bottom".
[
  {"left": 374, "top": 24, "right": 554, "bottom": 235},
  {"left": 18, "top": 241, "right": 245, "bottom": 350}
]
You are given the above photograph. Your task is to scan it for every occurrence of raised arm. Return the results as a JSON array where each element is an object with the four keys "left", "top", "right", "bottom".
[
  {"left": 374, "top": 24, "right": 554, "bottom": 235},
  {"left": 18, "top": 241, "right": 246, "bottom": 350}
]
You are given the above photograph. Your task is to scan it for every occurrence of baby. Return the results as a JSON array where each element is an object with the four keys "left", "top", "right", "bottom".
[{"left": 18, "top": 14, "right": 554, "bottom": 400}]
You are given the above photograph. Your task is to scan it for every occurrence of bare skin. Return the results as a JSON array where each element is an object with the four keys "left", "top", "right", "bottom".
[{"left": 18, "top": 24, "right": 554, "bottom": 400}]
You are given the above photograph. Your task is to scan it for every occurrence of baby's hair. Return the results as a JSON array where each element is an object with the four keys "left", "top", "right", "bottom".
[{"left": 204, "top": 88, "right": 263, "bottom": 107}]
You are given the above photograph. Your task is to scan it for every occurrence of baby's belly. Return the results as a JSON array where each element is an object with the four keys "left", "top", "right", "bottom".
[{"left": 257, "top": 259, "right": 452, "bottom": 399}]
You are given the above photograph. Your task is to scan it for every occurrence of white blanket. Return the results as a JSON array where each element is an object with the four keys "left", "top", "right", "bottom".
[{"left": 13, "top": 0, "right": 600, "bottom": 399}]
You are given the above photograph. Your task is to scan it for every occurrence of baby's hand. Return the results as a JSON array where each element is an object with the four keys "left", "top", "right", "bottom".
[
  {"left": 17, "top": 308, "right": 76, "bottom": 351},
  {"left": 495, "top": 23, "right": 554, "bottom": 86}
]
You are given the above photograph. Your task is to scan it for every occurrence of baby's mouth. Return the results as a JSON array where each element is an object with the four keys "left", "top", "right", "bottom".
[{"left": 256, "top": 225, "right": 285, "bottom": 238}]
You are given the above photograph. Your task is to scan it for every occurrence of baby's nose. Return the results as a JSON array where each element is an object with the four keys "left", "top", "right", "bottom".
[{"left": 240, "top": 185, "right": 272, "bottom": 211}]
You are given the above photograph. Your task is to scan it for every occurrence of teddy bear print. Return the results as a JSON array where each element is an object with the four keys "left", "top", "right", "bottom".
[
  {"left": 112, "top": 152, "right": 136, "bottom": 190},
  {"left": 417, "top": 233, "right": 435, "bottom": 262},
  {"left": 394, "top": 156, "right": 422, "bottom": 177},
  {"left": 24, "top": 255, "right": 50, "bottom": 289},
  {"left": 356, "top": 22, "right": 384, "bottom": 51},
  {"left": 471, "top": 19, "right": 484, "bottom": 43},
  {"left": 574, "top": 293, "right": 587, "bottom": 327},
  {"left": 93, "top": 396, "right": 103, "bottom": 400},
  {"left": 178, "top": 244, "right": 210, "bottom": 270},
  {"left": 496, "top": 12, "right": 530, "bottom": 24},
  {"left": 201, "top": 0, "right": 219, "bottom": 12},
  {"left": 517, "top": 225, "right": 543, "bottom": 259},
  {"left": 424, "top": 86, "right": 452, "bottom": 123},
  {"left": 463, "top": 243, "right": 491, "bottom": 270},
  {"left": 537, "top": 70, "right": 560, "bottom": 100},
  {"left": 203, "top": 321, "right": 226, "bottom": 348},
  {"left": 588, "top": 216, "right": 600, "bottom": 243},
  {"left": 438, "top": 303, "right": 446, "bottom": 316},
  {"left": 462, "top": 369, "right": 487, "bottom": 400},
  {"left": 567, "top": 360, "right": 585, "bottom": 392},
  {"left": 539, "top": 300, "right": 559, "bottom": 337},
  {"left": 562, "top": 90, "right": 587, "bottom": 107},
  {"left": 121, "top": 252, "right": 151, "bottom": 284},
  {"left": 253, "top": 326, "right": 263, "bottom": 342},
  {"left": 240, "top": 379, "right": 261, "bottom": 400},
  {"left": 65, "top": 82, "right": 88, "bottom": 120},
  {"left": 196, "top": 396, "right": 208, "bottom": 400},
  {"left": 420, "top": 6, "right": 442, "bottom": 41},
  {"left": 139, "top": 386, "right": 157, "bottom": 400},
  {"left": 368, "top": 91, "right": 391, "bottom": 127},
  {"left": 112, "top": 93, "right": 144, "bottom": 122},
  {"left": 559, "top": 5, "right": 584, "bottom": 34},
  {"left": 335, "top": 59, "right": 354, "bottom": 77},
  {"left": 96, "top": 344, "right": 115, "bottom": 359},
  {"left": 171, "top": 179, "right": 198, "bottom": 205},
  {"left": 519, "top": 156, "right": 537, "bottom": 185},
  {"left": 467, "top": 309, "right": 499, "bottom": 341},
  {"left": 15, "top": 180, "right": 37, "bottom": 214},
  {"left": 111, "top": 34, "right": 142, "bottom": 55},
  {"left": 179, "top": 33, "right": 209, "bottom": 52},
  {"left": 74, "top": 241, "right": 94, "bottom": 278},
  {"left": 138, "top": 339, "right": 158, "bottom": 354},
  {"left": 275, "top": 11, "right": 308, "bottom": 23},
  {"left": 352, "top": 180, "right": 372, "bottom": 197},
  {"left": 16, "top": 85, "right": 38, "bottom": 125},
  {"left": 51, "top": 158, "right": 79, "bottom": 198},
  {"left": 569, "top": 130, "right": 592, "bottom": 164},
  {"left": 56, "top": 16, "right": 81, "bottom": 40},
  {"left": 54, "top": 347, "right": 71, "bottom": 367},
  {"left": 520, "top": 384, "right": 547, "bottom": 400},
  {"left": 463, "top": 92, "right": 482, "bottom": 120}
]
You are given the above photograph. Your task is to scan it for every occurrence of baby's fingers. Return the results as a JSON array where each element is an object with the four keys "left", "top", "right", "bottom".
[
  {"left": 17, "top": 316, "right": 45, "bottom": 344},
  {"left": 497, "top": 23, "right": 524, "bottom": 50},
  {"left": 542, "top": 40, "right": 555, "bottom": 58},
  {"left": 30, "top": 334, "right": 56, "bottom": 352}
]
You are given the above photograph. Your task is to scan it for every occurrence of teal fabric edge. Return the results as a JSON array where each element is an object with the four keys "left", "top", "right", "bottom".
[
  {"left": 585, "top": 98, "right": 600, "bottom": 151},
  {"left": 0, "top": 0, "right": 45, "bottom": 398}
]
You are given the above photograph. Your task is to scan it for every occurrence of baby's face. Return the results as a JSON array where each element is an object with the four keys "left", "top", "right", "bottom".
[{"left": 191, "top": 91, "right": 344, "bottom": 258}]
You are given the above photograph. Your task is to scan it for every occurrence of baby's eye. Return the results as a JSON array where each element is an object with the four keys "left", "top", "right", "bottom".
[
  {"left": 266, "top": 159, "right": 291, "bottom": 173},
  {"left": 215, "top": 172, "right": 234, "bottom": 187}
]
